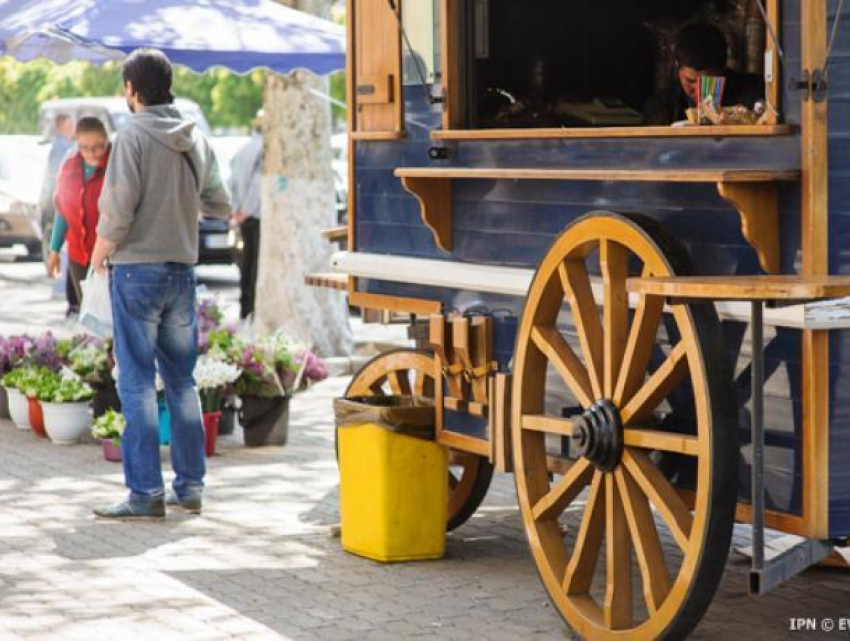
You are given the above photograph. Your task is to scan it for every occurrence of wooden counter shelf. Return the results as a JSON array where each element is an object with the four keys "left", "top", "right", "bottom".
[
  {"left": 430, "top": 124, "right": 795, "bottom": 141},
  {"left": 395, "top": 166, "right": 802, "bottom": 274},
  {"left": 628, "top": 275, "right": 850, "bottom": 302}
]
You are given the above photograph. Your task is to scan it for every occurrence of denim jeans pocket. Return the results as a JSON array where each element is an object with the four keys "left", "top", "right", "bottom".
[{"left": 114, "top": 266, "right": 171, "bottom": 323}]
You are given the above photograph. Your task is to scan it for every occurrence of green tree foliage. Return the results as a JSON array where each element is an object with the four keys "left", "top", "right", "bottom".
[{"left": 0, "top": 58, "right": 267, "bottom": 134}]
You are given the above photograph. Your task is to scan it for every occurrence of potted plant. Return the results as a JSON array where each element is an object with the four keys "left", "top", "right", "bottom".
[
  {"left": 1, "top": 367, "right": 32, "bottom": 430},
  {"left": 40, "top": 377, "right": 94, "bottom": 444},
  {"left": 194, "top": 354, "right": 241, "bottom": 456},
  {"left": 69, "top": 338, "right": 119, "bottom": 418},
  {"left": 233, "top": 340, "right": 289, "bottom": 447},
  {"left": 0, "top": 335, "right": 35, "bottom": 423},
  {"left": 18, "top": 367, "right": 59, "bottom": 439},
  {"left": 202, "top": 327, "right": 240, "bottom": 436},
  {"left": 91, "top": 409, "right": 125, "bottom": 462}
]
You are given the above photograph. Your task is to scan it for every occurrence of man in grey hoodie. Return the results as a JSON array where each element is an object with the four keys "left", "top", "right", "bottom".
[{"left": 91, "top": 49, "right": 231, "bottom": 520}]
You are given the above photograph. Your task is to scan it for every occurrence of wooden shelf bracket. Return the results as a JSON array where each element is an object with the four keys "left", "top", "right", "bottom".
[
  {"left": 717, "top": 181, "right": 780, "bottom": 274},
  {"left": 399, "top": 176, "right": 453, "bottom": 251}
]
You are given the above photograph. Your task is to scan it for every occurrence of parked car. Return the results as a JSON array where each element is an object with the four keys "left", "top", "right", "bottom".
[
  {"left": 38, "top": 97, "right": 238, "bottom": 266},
  {"left": 0, "top": 136, "right": 48, "bottom": 259}
]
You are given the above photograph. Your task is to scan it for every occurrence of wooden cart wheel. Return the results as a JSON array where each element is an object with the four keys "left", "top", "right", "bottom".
[
  {"left": 512, "top": 213, "right": 737, "bottom": 639},
  {"left": 344, "top": 348, "right": 494, "bottom": 531}
]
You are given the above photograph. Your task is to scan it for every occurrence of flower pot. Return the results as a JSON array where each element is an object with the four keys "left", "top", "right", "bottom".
[
  {"left": 102, "top": 439, "right": 122, "bottom": 462},
  {"left": 27, "top": 396, "right": 48, "bottom": 439},
  {"left": 5, "top": 387, "right": 30, "bottom": 430},
  {"left": 240, "top": 395, "right": 289, "bottom": 447},
  {"left": 0, "top": 384, "right": 10, "bottom": 420},
  {"left": 218, "top": 397, "right": 237, "bottom": 436},
  {"left": 203, "top": 411, "right": 221, "bottom": 457},
  {"left": 92, "top": 383, "right": 121, "bottom": 419},
  {"left": 42, "top": 401, "right": 92, "bottom": 444},
  {"left": 157, "top": 397, "right": 171, "bottom": 445}
]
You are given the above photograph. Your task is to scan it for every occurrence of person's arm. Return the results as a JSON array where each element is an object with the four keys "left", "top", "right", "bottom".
[
  {"left": 45, "top": 213, "right": 68, "bottom": 278},
  {"left": 49, "top": 213, "right": 68, "bottom": 253},
  {"left": 199, "top": 142, "right": 232, "bottom": 220},
  {"left": 97, "top": 132, "right": 142, "bottom": 250},
  {"left": 90, "top": 237, "right": 117, "bottom": 276}
]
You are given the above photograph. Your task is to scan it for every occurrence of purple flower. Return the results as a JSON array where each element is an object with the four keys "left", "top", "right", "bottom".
[{"left": 297, "top": 351, "right": 328, "bottom": 382}]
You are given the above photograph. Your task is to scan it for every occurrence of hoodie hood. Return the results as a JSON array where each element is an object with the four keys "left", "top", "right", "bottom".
[{"left": 131, "top": 105, "right": 196, "bottom": 153}]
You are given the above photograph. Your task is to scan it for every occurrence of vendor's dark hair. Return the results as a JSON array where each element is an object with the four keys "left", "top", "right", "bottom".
[
  {"left": 75, "top": 117, "right": 107, "bottom": 137},
  {"left": 675, "top": 23, "right": 728, "bottom": 72},
  {"left": 122, "top": 48, "right": 175, "bottom": 106}
]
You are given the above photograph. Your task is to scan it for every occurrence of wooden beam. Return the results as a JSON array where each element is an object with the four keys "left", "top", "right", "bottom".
[
  {"left": 431, "top": 125, "right": 794, "bottom": 140},
  {"left": 394, "top": 167, "right": 800, "bottom": 183},
  {"left": 437, "top": 430, "right": 490, "bottom": 457},
  {"left": 440, "top": 0, "right": 462, "bottom": 130},
  {"left": 800, "top": 0, "right": 830, "bottom": 539},
  {"left": 335, "top": 252, "right": 850, "bottom": 329},
  {"left": 348, "top": 291, "right": 441, "bottom": 316},
  {"left": 304, "top": 273, "right": 348, "bottom": 291}
]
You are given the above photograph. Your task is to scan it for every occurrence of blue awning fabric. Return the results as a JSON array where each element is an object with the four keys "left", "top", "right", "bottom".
[{"left": 0, "top": 0, "right": 345, "bottom": 75}]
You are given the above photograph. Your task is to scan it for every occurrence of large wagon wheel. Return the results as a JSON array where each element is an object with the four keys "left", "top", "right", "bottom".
[
  {"left": 512, "top": 213, "right": 736, "bottom": 639},
  {"left": 345, "top": 349, "right": 494, "bottom": 531}
]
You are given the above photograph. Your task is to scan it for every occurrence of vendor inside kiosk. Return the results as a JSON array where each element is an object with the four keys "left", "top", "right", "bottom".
[{"left": 445, "top": 0, "right": 774, "bottom": 129}]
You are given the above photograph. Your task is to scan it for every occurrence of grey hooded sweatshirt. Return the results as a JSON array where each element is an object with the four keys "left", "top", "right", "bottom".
[{"left": 97, "top": 104, "right": 231, "bottom": 265}]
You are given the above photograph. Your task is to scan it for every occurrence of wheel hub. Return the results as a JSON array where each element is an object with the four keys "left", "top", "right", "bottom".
[{"left": 571, "top": 400, "right": 623, "bottom": 472}]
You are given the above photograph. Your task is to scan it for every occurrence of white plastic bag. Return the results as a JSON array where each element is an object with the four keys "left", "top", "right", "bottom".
[{"left": 79, "top": 269, "right": 113, "bottom": 338}]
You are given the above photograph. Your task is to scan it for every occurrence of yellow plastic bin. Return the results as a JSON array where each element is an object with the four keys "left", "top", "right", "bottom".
[{"left": 335, "top": 396, "right": 447, "bottom": 562}]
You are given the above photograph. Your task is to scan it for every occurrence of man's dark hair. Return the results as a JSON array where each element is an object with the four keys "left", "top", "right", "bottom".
[
  {"left": 54, "top": 113, "right": 71, "bottom": 129},
  {"left": 122, "top": 48, "right": 175, "bottom": 106},
  {"left": 675, "top": 23, "right": 728, "bottom": 72},
  {"left": 75, "top": 117, "right": 108, "bottom": 137}
]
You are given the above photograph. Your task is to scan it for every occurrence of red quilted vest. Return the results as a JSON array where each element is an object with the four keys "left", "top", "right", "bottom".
[{"left": 53, "top": 148, "right": 110, "bottom": 265}]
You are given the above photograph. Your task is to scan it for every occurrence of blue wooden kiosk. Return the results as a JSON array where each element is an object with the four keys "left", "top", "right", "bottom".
[{"left": 321, "top": 1, "right": 850, "bottom": 637}]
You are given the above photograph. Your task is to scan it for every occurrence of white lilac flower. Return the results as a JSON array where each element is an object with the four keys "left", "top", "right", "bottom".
[{"left": 194, "top": 355, "right": 241, "bottom": 390}]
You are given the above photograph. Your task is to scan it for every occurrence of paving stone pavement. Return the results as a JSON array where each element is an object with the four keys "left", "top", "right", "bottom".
[{"left": 0, "top": 374, "right": 849, "bottom": 640}]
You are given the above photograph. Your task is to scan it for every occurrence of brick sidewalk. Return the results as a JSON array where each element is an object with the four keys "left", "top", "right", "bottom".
[{"left": 0, "top": 375, "right": 847, "bottom": 640}]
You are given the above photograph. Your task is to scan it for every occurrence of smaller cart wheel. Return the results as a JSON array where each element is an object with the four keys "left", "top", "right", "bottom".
[{"left": 343, "top": 349, "right": 493, "bottom": 531}]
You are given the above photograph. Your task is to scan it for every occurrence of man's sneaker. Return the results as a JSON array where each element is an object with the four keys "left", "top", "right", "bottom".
[
  {"left": 93, "top": 500, "right": 165, "bottom": 521},
  {"left": 165, "top": 491, "right": 202, "bottom": 514}
]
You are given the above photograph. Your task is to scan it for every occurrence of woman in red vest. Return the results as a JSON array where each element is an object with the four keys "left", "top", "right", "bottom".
[{"left": 47, "top": 117, "right": 111, "bottom": 316}]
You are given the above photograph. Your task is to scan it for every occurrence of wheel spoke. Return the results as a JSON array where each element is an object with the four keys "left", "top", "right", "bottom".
[
  {"left": 613, "top": 292, "right": 664, "bottom": 407},
  {"left": 619, "top": 341, "right": 688, "bottom": 425},
  {"left": 413, "top": 371, "right": 434, "bottom": 398},
  {"left": 531, "top": 325, "right": 594, "bottom": 408},
  {"left": 604, "top": 473, "right": 633, "bottom": 629},
  {"left": 601, "top": 240, "right": 630, "bottom": 399},
  {"left": 559, "top": 261, "right": 603, "bottom": 400},
  {"left": 532, "top": 459, "right": 594, "bottom": 522},
  {"left": 615, "top": 468, "right": 671, "bottom": 614},
  {"left": 448, "top": 454, "right": 478, "bottom": 516},
  {"left": 388, "top": 370, "right": 412, "bottom": 396},
  {"left": 622, "top": 449, "right": 693, "bottom": 551},
  {"left": 368, "top": 378, "right": 387, "bottom": 396},
  {"left": 623, "top": 428, "right": 699, "bottom": 456},
  {"left": 563, "top": 471, "right": 605, "bottom": 595},
  {"left": 521, "top": 414, "right": 574, "bottom": 437}
]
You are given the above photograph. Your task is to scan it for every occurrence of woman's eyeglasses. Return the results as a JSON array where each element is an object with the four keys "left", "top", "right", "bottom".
[{"left": 79, "top": 143, "right": 107, "bottom": 153}]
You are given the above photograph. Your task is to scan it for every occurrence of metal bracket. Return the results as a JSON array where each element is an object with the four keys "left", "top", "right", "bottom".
[
  {"left": 428, "top": 146, "right": 450, "bottom": 161},
  {"left": 750, "top": 538, "right": 833, "bottom": 595},
  {"left": 790, "top": 69, "right": 829, "bottom": 103}
]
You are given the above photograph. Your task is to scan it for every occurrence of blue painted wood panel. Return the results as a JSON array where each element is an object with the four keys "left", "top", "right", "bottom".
[
  {"left": 353, "top": 0, "right": 850, "bottom": 535},
  {"left": 827, "top": 0, "right": 850, "bottom": 537}
]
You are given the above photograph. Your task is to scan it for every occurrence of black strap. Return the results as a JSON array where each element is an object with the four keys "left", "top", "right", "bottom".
[{"left": 181, "top": 151, "right": 199, "bottom": 192}]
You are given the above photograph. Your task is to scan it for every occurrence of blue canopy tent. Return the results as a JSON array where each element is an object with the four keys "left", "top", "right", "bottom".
[{"left": 0, "top": 0, "right": 345, "bottom": 75}]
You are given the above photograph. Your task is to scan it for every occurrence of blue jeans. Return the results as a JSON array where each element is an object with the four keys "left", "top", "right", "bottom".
[{"left": 110, "top": 263, "right": 205, "bottom": 505}]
